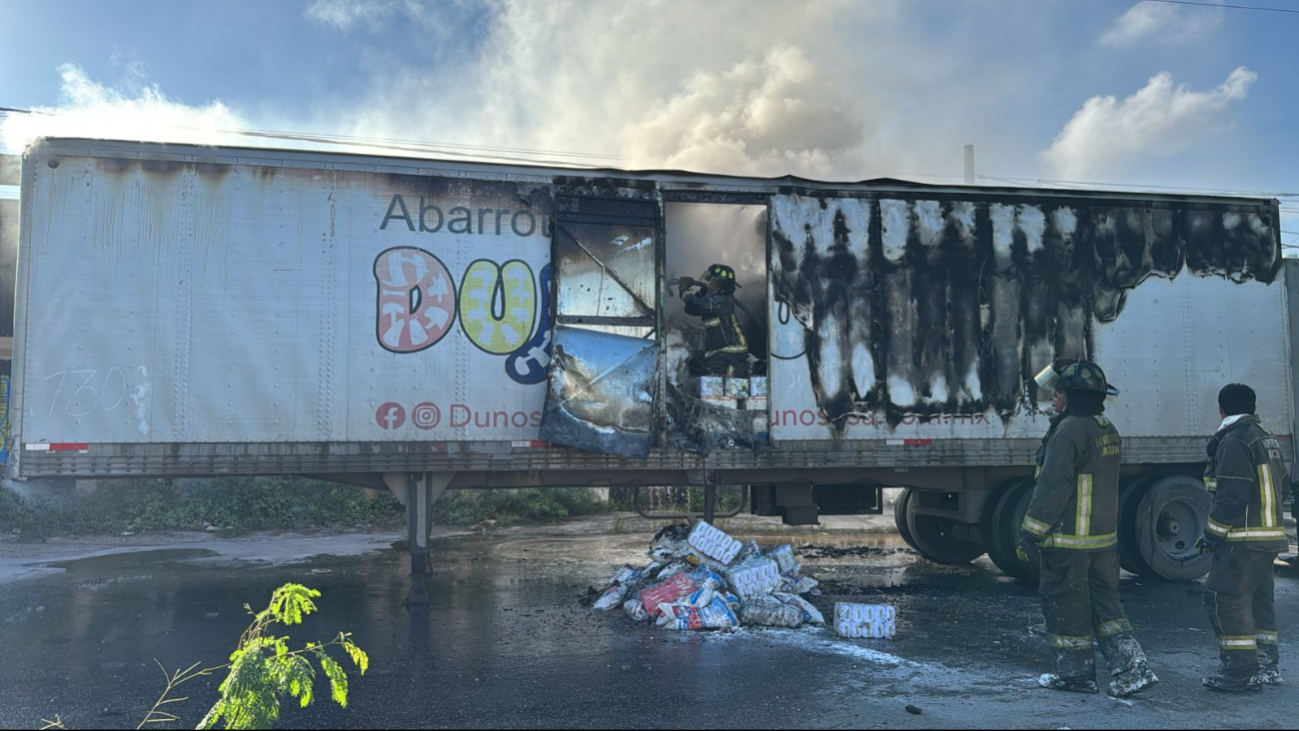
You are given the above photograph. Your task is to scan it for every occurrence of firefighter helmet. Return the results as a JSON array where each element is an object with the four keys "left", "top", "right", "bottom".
[
  {"left": 1034, "top": 358, "right": 1119, "bottom": 396},
  {"left": 700, "top": 263, "right": 741, "bottom": 290}
]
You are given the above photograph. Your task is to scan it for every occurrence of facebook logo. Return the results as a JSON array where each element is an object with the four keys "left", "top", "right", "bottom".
[{"left": 376, "top": 402, "right": 406, "bottom": 430}]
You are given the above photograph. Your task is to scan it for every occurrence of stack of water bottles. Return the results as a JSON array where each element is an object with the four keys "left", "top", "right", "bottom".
[{"left": 834, "top": 602, "right": 897, "bottom": 639}]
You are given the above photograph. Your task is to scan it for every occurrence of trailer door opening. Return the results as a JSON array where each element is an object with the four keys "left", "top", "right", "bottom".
[{"left": 663, "top": 202, "right": 769, "bottom": 451}]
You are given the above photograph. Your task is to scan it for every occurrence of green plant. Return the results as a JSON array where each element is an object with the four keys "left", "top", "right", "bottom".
[
  {"left": 40, "top": 584, "right": 369, "bottom": 730},
  {"left": 198, "top": 584, "right": 368, "bottom": 730},
  {"left": 611, "top": 516, "right": 627, "bottom": 534},
  {"left": 432, "top": 488, "right": 609, "bottom": 527},
  {"left": 0, "top": 479, "right": 405, "bottom": 540}
]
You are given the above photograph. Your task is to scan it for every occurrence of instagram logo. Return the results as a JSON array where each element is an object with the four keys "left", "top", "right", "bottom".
[
  {"left": 412, "top": 402, "right": 441, "bottom": 430},
  {"left": 376, "top": 402, "right": 406, "bottom": 430}
]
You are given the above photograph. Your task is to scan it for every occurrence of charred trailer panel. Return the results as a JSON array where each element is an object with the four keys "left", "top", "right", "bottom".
[{"left": 769, "top": 193, "right": 1289, "bottom": 442}]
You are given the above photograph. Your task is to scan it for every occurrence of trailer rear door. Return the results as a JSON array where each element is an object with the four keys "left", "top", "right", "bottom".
[{"left": 539, "top": 197, "right": 661, "bottom": 457}]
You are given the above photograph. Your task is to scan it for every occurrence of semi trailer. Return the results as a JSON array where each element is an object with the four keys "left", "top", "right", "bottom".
[{"left": 9, "top": 138, "right": 1294, "bottom": 599}]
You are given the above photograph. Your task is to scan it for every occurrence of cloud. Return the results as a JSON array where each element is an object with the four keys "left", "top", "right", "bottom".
[
  {"left": 1041, "top": 66, "right": 1256, "bottom": 179},
  {"left": 0, "top": 64, "right": 247, "bottom": 153},
  {"left": 304, "top": 0, "right": 436, "bottom": 31},
  {"left": 1098, "top": 1, "right": 1224, "bottom": 48}
]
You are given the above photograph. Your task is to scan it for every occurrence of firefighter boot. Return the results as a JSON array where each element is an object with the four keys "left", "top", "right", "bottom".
[
  {"left": 1103, "top": 636, "right": 1159, "bottom": 697},
  {"left": 1202, "top": 673, "right": 1263, "bottom": 693},
  {"left": 1259, "top": 667, "right": 1285, "bottom": 686},
  {"left": 1258, "top": 638, "right": 1283, "bottom": 685}
]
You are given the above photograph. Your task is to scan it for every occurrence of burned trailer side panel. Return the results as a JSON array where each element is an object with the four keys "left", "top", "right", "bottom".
[{"left": 769, "top": 193, "right": 1286, "bottom": 441}]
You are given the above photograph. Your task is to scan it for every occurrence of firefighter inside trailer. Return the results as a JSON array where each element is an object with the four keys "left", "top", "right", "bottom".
[{"left": 678, "top": 263, "right": 752, "bottom": 378}]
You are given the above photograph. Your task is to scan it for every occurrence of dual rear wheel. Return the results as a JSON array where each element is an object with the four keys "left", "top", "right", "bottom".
[{"left": 897, "top": 476, "right": 1213, "bottom": 584}]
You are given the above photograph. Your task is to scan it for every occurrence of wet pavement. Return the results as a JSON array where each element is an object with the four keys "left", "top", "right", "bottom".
[{"left": 3, "top": 522, "right": 1299, "bottom": 729}]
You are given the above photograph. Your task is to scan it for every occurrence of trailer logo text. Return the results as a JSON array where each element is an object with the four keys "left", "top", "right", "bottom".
[{"left": 380, "top": 194, "right": 547, "bottom": 239}]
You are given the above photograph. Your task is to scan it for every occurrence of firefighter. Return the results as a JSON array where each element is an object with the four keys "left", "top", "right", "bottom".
[
  {"left": 1196, "top": 383, "right": 1288, "bottom": 692},
  {"left": 678, "top": 263, "right": 750, "bottom": 377},
  {"left": 1016, "top": 359, "right": 1158, "bottom": 697}
]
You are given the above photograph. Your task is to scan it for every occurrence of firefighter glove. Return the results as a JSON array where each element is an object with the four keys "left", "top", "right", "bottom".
[
  {"left": 1016, "top": 529, "right": 1038, "bottom": 564},
  {"left": 1196, "top": 534, "right": 1224, "bottom": 555}
]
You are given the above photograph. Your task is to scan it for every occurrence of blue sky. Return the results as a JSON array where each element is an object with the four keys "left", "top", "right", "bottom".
[{"left": 1, "top": 0, "right": 1296, "bottom": 237}]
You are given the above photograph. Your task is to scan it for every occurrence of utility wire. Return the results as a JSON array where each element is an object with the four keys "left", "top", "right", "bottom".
[
  {"left": 4, "top": 105, "right": 1296, "bottom": 198},
  {"left": 977, "top": 173, "right": 1299, "bottom": 198},
  {"left": 1140, "top": 0, "right": 1299, "bottom": 15}
]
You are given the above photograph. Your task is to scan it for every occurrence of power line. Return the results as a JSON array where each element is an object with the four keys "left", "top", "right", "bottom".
[
  {"left": 1140, "top": 0, "right": 1299, "bottom": 15},
  {"left": 977, "top": 174, "right": 1299, "bottom": 198},
  {"left": 0, "top": 104, "right": 623, "bottom": 166},
  {"left": 4, "top": 104, "right": 1297, "bottom": 198}
]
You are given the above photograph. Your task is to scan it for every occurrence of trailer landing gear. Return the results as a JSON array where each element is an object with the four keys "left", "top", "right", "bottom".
[{"left": 386, "top": 472, "right": 452, "bottom": 608}]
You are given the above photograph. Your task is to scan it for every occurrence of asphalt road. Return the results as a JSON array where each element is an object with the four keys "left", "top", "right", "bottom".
[{"left": 2, "top": 524, "right": 1298, "bottom": 729}]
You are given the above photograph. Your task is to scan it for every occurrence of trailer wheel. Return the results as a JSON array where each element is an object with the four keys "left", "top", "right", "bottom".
[
  {"left": 984, "top": 477, "right": 1034, "bottom": 581},
  {"left": 1117, "top": 477, "right": 1156, "bottom": 576},
  {"left": 905, "top": 492, "right": 987, "bottom": 565},
  {"left": 1133, "top": 476, "right": 1212, "bottom": 582},
  {"left": 895, "top": 488, "right": 921, "bottom": 552}
]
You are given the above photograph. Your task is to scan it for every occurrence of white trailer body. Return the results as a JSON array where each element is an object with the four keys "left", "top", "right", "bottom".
[{"left": 11, "top": 138, "right": 1293, "bottom": 584}]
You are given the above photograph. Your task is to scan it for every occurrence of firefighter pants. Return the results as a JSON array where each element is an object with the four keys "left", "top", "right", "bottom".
[
  {"left": 1204, "top": 546, "right": 1279, "bottom": 683},
  {"left": 1039, "top": 549, "right": 1146, "bottom": 681}
]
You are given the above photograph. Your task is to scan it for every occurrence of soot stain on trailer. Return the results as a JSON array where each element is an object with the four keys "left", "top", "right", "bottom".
[{"left": 772, "top": 196, "right": 1280, "bottom": 431}]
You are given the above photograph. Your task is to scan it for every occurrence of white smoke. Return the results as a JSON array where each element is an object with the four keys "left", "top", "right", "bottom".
[{"left": 0, "top": 64, "right": 248, "bottom": 153}]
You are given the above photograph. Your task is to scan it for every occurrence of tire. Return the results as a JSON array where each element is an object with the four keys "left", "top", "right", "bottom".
[
  {"left": 983, "top": 477, "right": 1033, "bottom": 579},
  {"left": 906, "top": 491, "right": 987, "bottom": 565},
  {"left": 1134, "top": 475, "right": 1212, "bottom": 582},
  {"left": 1008, "top": 483, "right": 1042, "bottom": 584},
  {"left": 1117, "top": 477, "right": 1156, "bottom": 576},
  {"left": 895, "top": 488, "right": 921, "bottom": 552}
]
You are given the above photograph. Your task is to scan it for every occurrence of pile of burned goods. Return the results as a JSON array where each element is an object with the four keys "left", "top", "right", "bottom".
[{"left": 588, "top": 522, "right": 824, "bottom": 631}]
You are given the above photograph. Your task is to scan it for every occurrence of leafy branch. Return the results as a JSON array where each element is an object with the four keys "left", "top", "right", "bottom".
[
  {"left": 198, "top": 584, "right": 369, "bottom": 730},
  {"left": 41, "top": 584, "right": 369, "bottom": 731}
]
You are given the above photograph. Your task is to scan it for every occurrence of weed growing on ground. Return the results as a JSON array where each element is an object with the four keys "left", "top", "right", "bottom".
[{"left": 39, "top": 583, "right": 367, "bottom": 730}]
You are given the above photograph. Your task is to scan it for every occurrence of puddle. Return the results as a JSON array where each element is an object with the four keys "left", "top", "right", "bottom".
[{"left": 47, "top": 548, "right": 218, "bottom": 573}]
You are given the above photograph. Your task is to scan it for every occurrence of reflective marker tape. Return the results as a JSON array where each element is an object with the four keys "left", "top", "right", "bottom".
[{"left": 26, "top": 443, "right": 90, "bottom": 452}]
